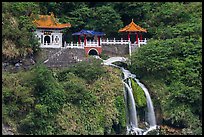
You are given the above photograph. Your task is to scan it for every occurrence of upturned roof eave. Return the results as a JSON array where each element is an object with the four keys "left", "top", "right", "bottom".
[{"left": 118, "top": 19, "right": 147, "bottom": 33}]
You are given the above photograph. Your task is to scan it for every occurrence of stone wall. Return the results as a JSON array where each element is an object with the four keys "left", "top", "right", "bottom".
[
  {"left": 36, "top": 48, "right": 86, "bottom": 68},
  {"left": 101, "top": 44, "right": 129, "bottom": 57},
  {"left": 35, "top": 44, "right": 130, "bottom": 68}
]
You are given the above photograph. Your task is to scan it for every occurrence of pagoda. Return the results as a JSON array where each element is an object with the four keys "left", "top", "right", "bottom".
[
  {"left": 119, "top": 19, "right": 147, "bottom": 45},
  {"left": 33, "top": 12, "right": 71, "bottom": 48}
]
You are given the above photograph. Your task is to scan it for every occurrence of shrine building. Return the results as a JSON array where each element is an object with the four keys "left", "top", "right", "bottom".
[{"left": 33, "top": 12, "right": 71, "bottom": 48}]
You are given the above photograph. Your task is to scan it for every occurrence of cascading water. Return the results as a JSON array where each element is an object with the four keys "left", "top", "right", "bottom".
[
  {"left": 102, "top": 56, "right": 158, "bottom": 135},
  {"left": 123, "top": 81, "right": 143, "bottom": 135},
  {"left": 133, "top": 78, "right": 157, "bottom": 135}
]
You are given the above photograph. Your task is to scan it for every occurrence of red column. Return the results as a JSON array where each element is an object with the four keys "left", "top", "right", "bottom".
[
  {"left": 128, "top": 32, "right": 130, "bottom": 41},
  {"left": 136, "top": 33, "right": 138, "bottom": 44},
  {"left": 84, "top": 34, "right": 86, "bottom": 46},
  {"left": 98, "top": 36, "right": 100, "bottom": 46},
  {"left": 78, "top": 36, "right": 81, "bottom": 45},
  {"left": 140, "top": 33, "right": 142, "bottom": 41}
]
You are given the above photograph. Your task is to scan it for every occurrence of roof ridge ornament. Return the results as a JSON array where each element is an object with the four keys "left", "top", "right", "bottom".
[
  {"left": 49, "top": 12, "right": 58, "bottom": 25},
  {"left": 50, "top": 12, "right": 54, "bottom": 17}
]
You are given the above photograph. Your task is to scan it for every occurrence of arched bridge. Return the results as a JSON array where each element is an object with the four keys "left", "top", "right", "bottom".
[{"left": 103, "top": 57, "right": 128, "bottom": 66}]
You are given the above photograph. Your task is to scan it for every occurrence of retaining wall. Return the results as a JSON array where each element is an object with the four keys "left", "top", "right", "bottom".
[
  {"left": 101, "top": 44, "right": 129, "bottom": 57},
  {"left": 35, "top": 44, "right": 130, "bottom": 68},
  {"left": 36, "top": 48, "right": 86, "bottom": 68}
]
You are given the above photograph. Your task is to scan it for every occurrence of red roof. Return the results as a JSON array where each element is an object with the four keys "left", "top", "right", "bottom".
[
  {"left": 119, "top": 19, "right": 147, "bottom": 33},
  {"left": 33, "top": 12, "right": 71, "bottom": 29}
]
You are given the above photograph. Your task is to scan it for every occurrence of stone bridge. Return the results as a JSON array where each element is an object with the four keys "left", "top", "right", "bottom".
[{"left": 103, "top": 57, "right": 128, "bottom": 66}]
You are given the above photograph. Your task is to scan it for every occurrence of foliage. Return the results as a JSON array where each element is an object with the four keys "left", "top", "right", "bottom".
[
  {"left": 56, "top": 65, "right": 125, "bottom": 135},
  {"left": 61, "top": 72, "right": 97, "bottom": 106},
  {"left": 10, "top": 2, "right": 40, "bottom": 16},
  {"left": 99, "top": 51, "right": 110, "bottom": 60},
  {"left": 69, "top": 5, "right": 92, "bottom": 29},
  {"left": 2, "top": 71, "right": 35, "bottom": 134},
  {"left": 18, "top": 64, "right": 67, "bottom": 134},
  {"left": 2, "top": 63, "right": 126, "bottom": 135},
  {"left": 114, "top": 96, "right": 126, "bottom": 128},
  {"left": 32, "top": 64, "right": 66, "bottom": 114},
  {"left": 85, "top": 5, "right": 123, "bottom": 38},
  {"left": 2, "top": 2, "right": 40, "bottom": 62},
  {"left": 57, "top": 58, "right": 106, "bottom": 83}
]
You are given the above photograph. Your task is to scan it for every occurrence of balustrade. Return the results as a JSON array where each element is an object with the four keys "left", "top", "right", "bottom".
[{"left": 63, "top": 38, "right": 147, "bottom": 49}]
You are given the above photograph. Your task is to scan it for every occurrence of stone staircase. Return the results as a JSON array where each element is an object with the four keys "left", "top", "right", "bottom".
[{"left": 40, "top": 48, "right": 86, "bottom": 68}]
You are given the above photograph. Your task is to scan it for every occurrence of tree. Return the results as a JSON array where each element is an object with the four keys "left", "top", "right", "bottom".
[
  {"left": 86, "top": 5, "right": 123, "bottom": 38},
  {"left": 2, "top": 2, "right": 40, "bottom": 61}
]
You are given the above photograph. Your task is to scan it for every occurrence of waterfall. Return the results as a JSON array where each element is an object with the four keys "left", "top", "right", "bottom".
[
  {"left": 133, "top": 77, "right": 157, "bottom": 135},
  {"left": 123, "top": 81, "right": 143, "bottom": 135},
  {"left": 133, "top": 78, "right": 156, "bottom": 127},
  {"left": 102, "top": 57, "right": 157, "bottom": 135}
]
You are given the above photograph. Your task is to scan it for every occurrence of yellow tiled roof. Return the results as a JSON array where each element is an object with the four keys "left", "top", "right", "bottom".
[
  {"left": 33, "top": 12, "right": 71, "bottom": 29},
  {"left": 119, "top": 19, "right": 147, "bottom": 33}
]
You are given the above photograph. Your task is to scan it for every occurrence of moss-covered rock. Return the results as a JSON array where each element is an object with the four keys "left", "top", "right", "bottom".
[{"left": 130, "top": 78, "right": 146, "bottom": 108}]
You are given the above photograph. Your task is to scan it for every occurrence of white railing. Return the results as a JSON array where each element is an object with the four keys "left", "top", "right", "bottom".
[
  {"left": 131, "top": 38, "right": 147, "bottom": 47},
  {"left": 101, "top": 38, "right": 129, "bottom": 45},
  {"left": 41, "top": 42, "right": 61, "bottom": 48},
  {"left": 139, "top": 38, "right": 147, "bottom": 45},
  {"left": 64, "top": 41, "right": 84, "bottom": 49},
  {"left": 86, "top": 40, "right": 99, "bottom": 47},
  {"left": 63, "top": 38, "right": 147, "bottom": 49}
]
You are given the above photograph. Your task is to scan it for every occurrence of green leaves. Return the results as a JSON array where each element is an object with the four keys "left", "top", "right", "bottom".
[
  {"left": 69, "top": 5, "right": 92, "bottom": 28},
  {"left": 32, "top": 64, "right": 66, "bottom": 113},
  {"left": 57, "top": 58, "right": 106, "bottom": 84},
  {"left": 11, "top": 2, "right": 40, "bottom": 16},
  {"left": 2, "top": 2, "right": 40, "bottom": 61},
  {"left": 86, "top": 5, "right": 123, "bottom": 37},
  {"left": 130, "top": 78, "right": 146, "bottom": 108},
  {"left": 0, "top": 62, "right": 124, "bottom": 135}
]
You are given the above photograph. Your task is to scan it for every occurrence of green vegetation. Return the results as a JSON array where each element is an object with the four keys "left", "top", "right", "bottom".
[
  {"left": 130, "top": 78, "right": 146, "bottom": 108},
  {"left": 57, "top": 58, "right": 106, "bottom": 83},
  {"left": 2, "top": 61, "right": 126, "bottom": 135},
  {"left": 129, "top": 2, "right": 202, "bottom": 135},
  {"left": 2, "top": 2, "right": 40, "bottom": 62}
]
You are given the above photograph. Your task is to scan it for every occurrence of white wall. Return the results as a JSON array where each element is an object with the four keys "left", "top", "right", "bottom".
[{"left": 35, "top": 29, "right": 63, "bottom": 48}]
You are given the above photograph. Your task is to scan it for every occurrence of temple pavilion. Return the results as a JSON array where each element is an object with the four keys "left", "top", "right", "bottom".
[
  {"left": 33, "top": 12, "right": 71, "bottom": 48},
  {"left": 119, "top": 19, "right": 147, "bottom": 47}
]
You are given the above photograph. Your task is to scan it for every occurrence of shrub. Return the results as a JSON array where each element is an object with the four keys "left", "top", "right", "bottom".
[{"left": 57, "top": 58, "right": 106, "bottom": 83}]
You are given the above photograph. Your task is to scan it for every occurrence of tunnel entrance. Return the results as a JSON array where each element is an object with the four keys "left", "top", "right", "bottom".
[{"left": 88, "top": 49, "right": 98, "bottom": 55}]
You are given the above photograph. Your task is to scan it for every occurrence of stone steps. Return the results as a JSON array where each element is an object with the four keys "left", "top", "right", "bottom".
[{"left": 42, "top": 48, "right": 85, "bottom": 68}]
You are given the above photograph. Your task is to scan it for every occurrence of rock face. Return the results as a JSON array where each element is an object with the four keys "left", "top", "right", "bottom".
[{"left": 2, "top": 123, "right": 15, "bottom": 135}]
